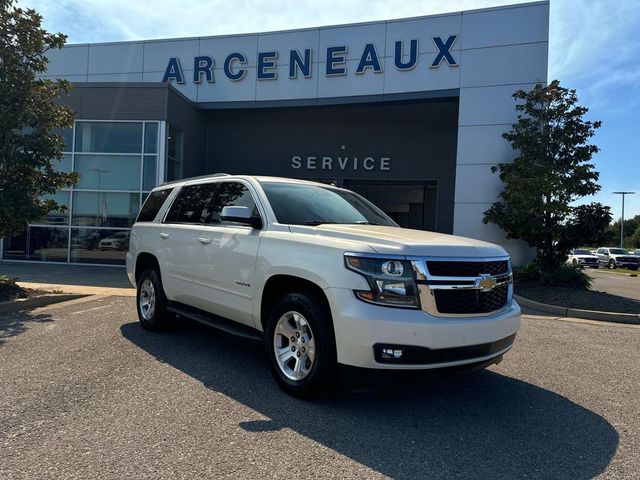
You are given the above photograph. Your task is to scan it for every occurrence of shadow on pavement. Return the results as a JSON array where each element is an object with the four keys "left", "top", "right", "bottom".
[
  {"left": 121, "top": 320, "right": 618, "bottom": 480},
  {"left": 0, "top": 311, "right": 53, "bottom": 345}
]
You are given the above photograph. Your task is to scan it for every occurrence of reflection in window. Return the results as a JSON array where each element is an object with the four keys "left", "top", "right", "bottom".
[
  {"left": 144, "top": 123, "right": 158, "bottom": 153},
  {"left": 167, "top": 125, "right": 184, "bottom": 181},
  {"left": 54, "top": 154, "right": 72, "bottom": 173},
  {"left": 37, "top": 191, "right": 70, "bottom": 225},
  {"left": 2, "top": 227, "right": 69, "bottom": 262},
  {"left": 74, "top": 154, "right": 141, "bottom": 190},
  {"left": 72, "top": 192, "right": 140, "bottom": 228},
  {"left": 143, "top": 156, "right": 157, "bottom": 191},
  {"left": 75, "top": 122, "right": 142, "bottom": 153},
  {"left": 70, "top": 228, "right": 129, "bottom": 265},
  {"left": 52, "top": 128, "right": 73, "bottom": 152}
]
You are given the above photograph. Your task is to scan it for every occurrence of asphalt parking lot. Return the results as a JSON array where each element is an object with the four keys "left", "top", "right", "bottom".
[
  {"left": 588, "top": 269, "right": 640, "bottom": 301},
  {"left": 1, "top": 296, "right": 639, "bottom": 479}
]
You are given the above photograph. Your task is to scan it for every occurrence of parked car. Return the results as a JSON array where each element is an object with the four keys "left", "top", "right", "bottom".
[
  {"left": 126, "top": 175, "right": 521, "bottom": 396},
  {"left": 595, "top": 247, "right": 640, "bottom": 270},
  {"left": 98, "top": 231, "right": 130, "bottom": 251},
  {"left": 566, "top": 249, "right": 599, "bottom": 269},
  {"left": 634, "top": 249, "right": 640, "bottom": 257}
]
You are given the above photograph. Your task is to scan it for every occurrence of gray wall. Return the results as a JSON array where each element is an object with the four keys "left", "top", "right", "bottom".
[
  {"left": 167, "top": 89, "right": 206, "bottom": 178},
  {"left": 203, "top": 98, "right": 459, "bottom": 233},
  {"left": 56, "top": 83, "right": 169, "bottom": 120}
]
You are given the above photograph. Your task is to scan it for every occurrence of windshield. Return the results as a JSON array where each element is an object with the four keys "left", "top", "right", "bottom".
[
  {"left": 261, "top": 182, "right": 397, "bottom": 227},
  {"left": 573, "top": 249, "right": 591, "bottom": 255},
  {"left": 609, "top": 248, "right": 629, "bottom": 255}
]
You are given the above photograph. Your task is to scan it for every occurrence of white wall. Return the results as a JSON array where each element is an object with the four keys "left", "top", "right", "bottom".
[{"left": 43, "top": 1, "right": 549, "bottom": 263}]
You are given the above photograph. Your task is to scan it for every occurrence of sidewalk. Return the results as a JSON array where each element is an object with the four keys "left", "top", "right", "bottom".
[{"left": 0, "top": 261, "right": 135, "bottom": 297}]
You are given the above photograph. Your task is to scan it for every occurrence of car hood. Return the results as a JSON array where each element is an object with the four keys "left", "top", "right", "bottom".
[{"left": 289, "top": 224, "right": 507, "bottom": 258}]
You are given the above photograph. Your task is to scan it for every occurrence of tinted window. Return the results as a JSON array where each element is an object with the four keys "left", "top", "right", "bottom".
[
  {"left": 204, "top": 182, "right": 259, "bottom": 225},
  {"left": 573, "top": 249, "right": 591, "bottom": 255},
  {"left": 75, "top": 122, "right": 143, "bottom": 153},
  {"left": 137, "top": 188, "right": 173, "bottom": 222},
  {"left": 609, "top": 248, "right": 628, "bottom": 255},
  {"left": 261, "top": 182, "right": 396, "bottom": 226},
  {"left": 165, "top": 184, "right": 216, "bottom": 224}
]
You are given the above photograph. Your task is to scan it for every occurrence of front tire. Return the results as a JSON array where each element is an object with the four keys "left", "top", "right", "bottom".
[
  {"left": 136, "top": 267, "right": 171, "bottom": 330},
  {"left": 265, "top": 291, "right": 336, "bottom": 398},
  {"left": 608, "top": 259, "right": 616, "bottom": 270}
]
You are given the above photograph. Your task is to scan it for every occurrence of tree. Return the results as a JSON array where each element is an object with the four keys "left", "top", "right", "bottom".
[
  {"left": 0, "top": 0, "right": 77, "bottom": 238},
  {"left": 560, "top": 203, "right": 613, "bottom": 250},
  {"left": 607, "top": 215, "right": 640, "bottom": 249},
  {"left": 483, "top": 80, "right": 603, "bottom": 270}
]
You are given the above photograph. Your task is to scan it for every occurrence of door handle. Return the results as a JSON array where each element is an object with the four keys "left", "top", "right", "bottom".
[
  {"left": 198, "top": 237, "right": 212, "bottom": 245},
  {"left": 159, "top": 233, "right": 169, "bottom": 239}
]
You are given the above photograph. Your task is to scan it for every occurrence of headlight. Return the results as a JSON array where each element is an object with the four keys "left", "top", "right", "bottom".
[{"left": 345, "top": 254, "right": 419, "bottom": 308}]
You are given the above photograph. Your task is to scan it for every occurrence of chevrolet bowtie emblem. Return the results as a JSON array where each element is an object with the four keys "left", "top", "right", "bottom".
[{"left": 477, "top": 273, "right": 497, "bottom": 291}]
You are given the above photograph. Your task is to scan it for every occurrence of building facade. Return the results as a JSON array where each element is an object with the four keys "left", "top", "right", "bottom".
[{"left": 1, "top": 1, "right": 549, "bottom": 266}]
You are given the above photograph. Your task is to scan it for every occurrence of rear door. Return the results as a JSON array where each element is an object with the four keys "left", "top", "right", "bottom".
[{"left": 160, "top": 182, "right": 218, "bottom": 308}]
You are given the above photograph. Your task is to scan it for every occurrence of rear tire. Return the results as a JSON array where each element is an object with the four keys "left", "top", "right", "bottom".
[
  {"left": 265, "top": 291, "right": 337, "bottom": 398},
  {"left": 136, "top": 267, "right": 171, "bottom": 331}
]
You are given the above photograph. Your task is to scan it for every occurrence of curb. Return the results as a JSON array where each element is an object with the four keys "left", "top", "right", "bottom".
[
  {"left": 515, "top": 294, "right": 640, "bottom": 325},
  {"left": 0, "top": 294, "right": 89, "bottom": 315}
]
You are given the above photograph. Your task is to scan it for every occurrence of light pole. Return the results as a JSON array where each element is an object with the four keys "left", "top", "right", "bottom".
[{"left": 613, "top": 191, "right": 635, "bottom": 248}]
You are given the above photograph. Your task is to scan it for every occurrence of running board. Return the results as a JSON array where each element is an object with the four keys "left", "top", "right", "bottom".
[{"left": 167, "top": 302, "right": 264, "bottom": 343}]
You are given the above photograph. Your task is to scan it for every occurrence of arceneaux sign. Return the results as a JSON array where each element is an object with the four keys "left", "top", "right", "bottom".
[{"left": 162, "top": 35, "right": 458, "bottom": 84}]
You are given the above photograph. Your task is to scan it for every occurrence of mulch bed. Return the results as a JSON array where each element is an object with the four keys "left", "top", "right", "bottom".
[{"left": 515, "top": 281, "right": 640, "bottom": 314}]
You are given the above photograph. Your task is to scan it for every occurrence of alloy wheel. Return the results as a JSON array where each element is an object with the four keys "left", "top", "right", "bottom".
[
  {"left": 139, "top": 278, "right": 156, "bottom": 321},
  {"left": 273, "top": 311, "right": 316, "bottom": 381}
]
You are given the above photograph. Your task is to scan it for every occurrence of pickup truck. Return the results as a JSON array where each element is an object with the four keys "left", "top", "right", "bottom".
[{"left": 126, "top": 174, "right": 521, "bottom": 396}]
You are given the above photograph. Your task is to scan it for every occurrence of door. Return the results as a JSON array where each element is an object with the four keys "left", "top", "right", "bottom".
[
  {"left": 344, "top": 180, "right": 438, "bottom": 231},
  {"left": 160, "top": 182, "right": 218, "bottom": 308},
  {"left": 197, "top": 181, "right": 263, "bottom": 326}
]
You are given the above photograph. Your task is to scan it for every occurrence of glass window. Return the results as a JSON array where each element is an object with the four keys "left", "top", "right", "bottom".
[
  {"left": 52, "top": 127, "right": 73, "bottom": 152},
  {"left": 144, "top": 123, "right": 158, "bottom": 153},
  {"left": 165, "top": 183, "right": 216, "bottom": 224},
  {"left": 74, "top": 154, "right": 141, "bottom": 191},
  {"left": 167, "top": 126, "right": 184, "bottom": 181},
  {"left": 261, "top": 182, "right": 396, "bottom": 227},
  {"left": 205, "top": 182, "right": 259, "bottom": 225},
  {"left": 2, "top": 227, "right": 69, "bottom": 262},
  {"left": 70, "top": 228, "right": 129, "bottom": 265},
  {"left": 72, "top": 191, "right": 140, "bottom": 228},
  {"left": 54, "top": 154, "right": 72, "bottom": 173},
  {"left": 137, "top": 188, "right": 173, "bottom": 222},
  {"left": 142, "top": 156, "right": 157, "bottom": 191},
  {"left": 75, "top": 122, "right": 142, "bottom": 153},
  {"left": 37, "top": 191, "right": 70, "bottom": 225}
]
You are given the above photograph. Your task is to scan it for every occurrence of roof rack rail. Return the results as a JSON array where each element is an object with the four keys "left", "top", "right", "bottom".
[{"left": 160, "top": 173, "right": 232, "bottom": 187}]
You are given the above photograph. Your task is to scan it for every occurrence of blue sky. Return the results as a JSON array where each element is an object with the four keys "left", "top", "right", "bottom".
[{"left": 21, "top": 0, "right": 640, "bottom": 221}]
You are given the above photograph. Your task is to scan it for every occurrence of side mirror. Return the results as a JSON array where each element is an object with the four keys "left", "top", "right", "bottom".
[{"left": 221, "top": 206, "right": 262, "bottom": 229}]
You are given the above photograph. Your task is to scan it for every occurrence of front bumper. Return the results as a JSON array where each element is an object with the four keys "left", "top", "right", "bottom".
[{"left": 325, "top": 287, "right": 521, "bottom": 370}]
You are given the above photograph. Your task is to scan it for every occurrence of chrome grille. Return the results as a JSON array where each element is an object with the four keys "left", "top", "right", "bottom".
[{"left": 411, "top": 256, "right": 513, "bottom": 317}]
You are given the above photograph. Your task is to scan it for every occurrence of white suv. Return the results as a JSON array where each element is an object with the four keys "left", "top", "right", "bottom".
[{"left": 126, "top": 174, "right": 521, "bottom": 396}]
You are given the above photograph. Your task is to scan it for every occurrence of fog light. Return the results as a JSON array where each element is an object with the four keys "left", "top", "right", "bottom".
[{"left": 382, "top": 348, "right": 403, "bottom": 359}]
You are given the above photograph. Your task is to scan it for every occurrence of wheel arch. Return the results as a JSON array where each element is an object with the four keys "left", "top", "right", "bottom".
[
  {"left": 259, "top": 274, "right": 332, "bottom": 333},
  {"left": 135, "top": 252, "right": 161, "bottom": 284}
]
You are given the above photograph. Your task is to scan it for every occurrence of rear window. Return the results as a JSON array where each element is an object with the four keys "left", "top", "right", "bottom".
[{"left": 137, "top": 188, "right": 174, "bottom": 222}]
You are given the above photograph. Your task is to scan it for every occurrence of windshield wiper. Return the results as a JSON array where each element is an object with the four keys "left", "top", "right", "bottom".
[{"left": 302, "top": 220, "right": 336, "bottom": 226}]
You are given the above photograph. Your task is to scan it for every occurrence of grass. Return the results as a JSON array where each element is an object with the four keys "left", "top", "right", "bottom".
[{"left": 592, "top": 268, "right": 639, "bottom": 276}]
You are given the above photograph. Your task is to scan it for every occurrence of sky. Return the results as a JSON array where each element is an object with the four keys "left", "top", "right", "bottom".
[{"left": 19, "top": 0, "right": 640, "bottom": 221}]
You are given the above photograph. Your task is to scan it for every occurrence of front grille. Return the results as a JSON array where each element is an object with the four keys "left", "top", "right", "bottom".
[
  {"left": 434, "top": 284, "right": 509, "bottom": 314},
  {"left": 619, "top": 257, "right": 638, "bottom": 262},
  {"left": 426, "top": 260, "right": 508, "bottom": 277}
]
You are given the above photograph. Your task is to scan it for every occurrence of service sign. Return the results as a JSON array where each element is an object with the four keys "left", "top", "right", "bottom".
[{"left": 162, "top": 35, "right": 459, "bottom": 85}]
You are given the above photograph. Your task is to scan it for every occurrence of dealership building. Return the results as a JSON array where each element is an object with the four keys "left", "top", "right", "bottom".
[{"left": 1, "top": 1, "right": 549, "bottom": 266}]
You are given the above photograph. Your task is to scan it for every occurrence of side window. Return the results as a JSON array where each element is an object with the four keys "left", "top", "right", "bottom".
[
  {"left": 164, "top": 183, "right": 217, "bottom": 224},
  {"left": 203, "top": 182, "right": 259, "bottom": 226},
  {"left": 597, "top": 248, "right": 604, "bottom": 254},
  {"left": 137, "top": 188, "right": 173, "bottom": 222}
]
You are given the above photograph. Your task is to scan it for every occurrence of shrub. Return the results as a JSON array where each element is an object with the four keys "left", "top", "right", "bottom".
[{"left": 514, "top": 261, "right": 592, "bottom": 290}]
